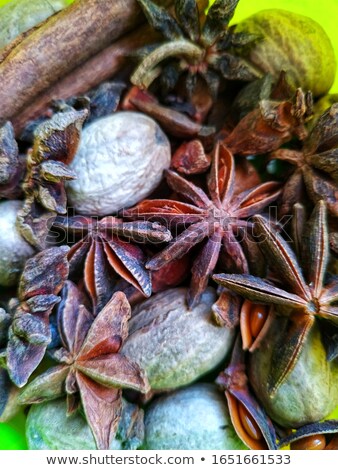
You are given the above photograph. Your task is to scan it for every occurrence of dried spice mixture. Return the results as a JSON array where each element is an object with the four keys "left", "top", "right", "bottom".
[{"left": 1, "top": 0, "right": 338, "bottom": 451}]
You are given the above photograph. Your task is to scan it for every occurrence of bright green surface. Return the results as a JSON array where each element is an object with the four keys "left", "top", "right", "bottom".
[
  {"left": 231, "top": 0, "right": 338, "bottom": 93},
  {"left": 0, "top": 0, "right": 73, "bottom": 5},
  {"left": 0, "top": 0, "right": 338, "bottom": 450}
]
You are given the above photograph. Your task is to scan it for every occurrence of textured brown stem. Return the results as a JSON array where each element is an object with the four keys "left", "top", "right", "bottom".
[
  {"left": 12, "top": 24, "right": 159, "bottom": 135},
  {"left": 0, "top": 0, "right": 151, "bottom": 122}
]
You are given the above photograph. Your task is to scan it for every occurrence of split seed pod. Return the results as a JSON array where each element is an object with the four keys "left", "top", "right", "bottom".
[
  {"left": 279, "top": 420, "right": 338, "bottom": 450},
  {"left": 217, "top": 336, "right": 277, "bottom": 450},
  {"left": 240, "top": 300, "right": 274, "bottom": 352}
]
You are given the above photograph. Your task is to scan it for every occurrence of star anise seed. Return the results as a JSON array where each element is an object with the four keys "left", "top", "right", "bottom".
[
  {"left": 7, "top": 246, "right": 70, "bottom": 387},
  {"left": 214, "top": 200, "right": 338, "bottom": 395},
  {"left": 54, "top": 215, "right": 172, "bottom": 314},
  {"left": 123, "top": 142, "right": 281, "bottom": 308},
  {"left": 131, "top": 0, "right": 260, "bottom": 97},
  {"left": 18, "top": 282, "right": 149, "bottom": 450},
  {"left": 271, "top": 104, "right": 338, "bottom": 216}
]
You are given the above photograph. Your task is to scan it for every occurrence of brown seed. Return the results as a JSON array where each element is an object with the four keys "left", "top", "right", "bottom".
[
  {"left": 238, "top": 402, "right": 263, "bottom": 442},
  {"left": 226, "top": 393, "right": 267, "bottom": 450},
  {"left": 290, "top": 434, "right": 326, "bottom": 450},
  {"left": 250, "top": 304, "right": 269, "bottom": 338},
  {"left": 325, "top": 435, "right": 338, "bottom": 450},
  {"left": 240, "top": 300, "right": 269, "bottom": 350}
]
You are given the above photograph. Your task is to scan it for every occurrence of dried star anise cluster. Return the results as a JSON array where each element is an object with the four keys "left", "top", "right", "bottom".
[
  {"left": 1, "top": 0, "right": 338, "bottom": 453},
  {"left": 132, "top": 0, "right": 260, "bottom": 97}
]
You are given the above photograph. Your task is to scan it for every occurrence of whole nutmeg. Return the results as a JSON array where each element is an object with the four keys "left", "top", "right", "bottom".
[
  {"left": 0, "top": 200, "right": 35, "bottom": 286},
  {"left": 144, "top": 384, "right": 247, "bottom": 450},
  {"left": 236, "top": 9, "right": 336, "bottom": 97},
  {"left": 0, "top": 0, "right": 69, "bottom": 49},
  {"left": 249, "top": 317, "right": 338, "bottom": 428},
  {"left": 26, "top": 399, "right": 144, "bottom": 450},
  {"left": 66, "top": 112, "right": 171, "bottom": 216},
  {"left": 122, "top": 287, "right": 234, "bottom": 390}
]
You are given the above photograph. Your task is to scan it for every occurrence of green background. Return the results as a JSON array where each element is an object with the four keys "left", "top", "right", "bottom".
[{"left": 0, "top": 0, "right": 338, "bottom": 450}]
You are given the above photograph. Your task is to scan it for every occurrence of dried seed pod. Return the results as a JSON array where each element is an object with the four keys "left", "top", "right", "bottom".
[
  {"left": 0, "top": 200, "right": 35, "bottom": 287},
  {"left": 171, "top": 140, "right": 211, "bottom": 174},
  {"left": 26, "top": 398, "right": 144, "bottom": 450},
  {"left": 249, "top": 317, "right": 338, "bottom": 428},
  {"left": 224, "top": 88, "right": 312, "bottom": 156},
  {"left": 17, "top": 109, "right": 87, "bottom": 249},
  {"left": 279, "top": 420, "right": 338, "bottom": 450},
  {"left": 217, "top": 336, "right": 278, "bottom": 450},
  {"left": 7, "top": 246, "right": 69, "bottom": 387},
  {"left": 240, "top": 300, "right": 274, "bottom": 352},
  {"left": 144, "top": 384, "right": 247, "bottom": 450},
  {"left": 236, "top": 9, "right": 336, "bottom": 97},
  {"left": 66, "top": 112, "right": 171, "bottom": 216},
  {"left": 151, "top": 254, "right": 190, "bottom": 292},
  {"left": 122, "top": 287, "right": 235, "bottom": 390}
]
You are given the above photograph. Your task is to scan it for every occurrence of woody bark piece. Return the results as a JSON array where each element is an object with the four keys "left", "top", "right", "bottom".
[
  {"left": 12, "top": 24, "right": 159, "bottom": 135},
  {"left": 0, "top": 0, "right": 170, "bottom": 123}
]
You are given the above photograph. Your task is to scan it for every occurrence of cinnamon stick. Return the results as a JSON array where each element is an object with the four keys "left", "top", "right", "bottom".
[
  {"left": 12, "top": 24, "right": 159, "bottom": 135},
  {"left": 0, "top": 0, "right": 166, "bottom": 122},
  {"left": 7, "top": 0, "right": 207, "bottom": 134}
]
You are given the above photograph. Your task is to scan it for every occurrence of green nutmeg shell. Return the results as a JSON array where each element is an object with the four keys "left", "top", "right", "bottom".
[
  {"left": 249, "top": 318, "right": 338, "bottom": 428},
  {"left": 0, "top": 0, "right": 69, "bottom": 50},
  {"left": 26, "top": 399, "right": 144, "bottom": 450},
  {"left": 122, "top": 287, "right": 234, "bottom": 390},
  {"left": 236, "top": 9, "right": 336, "bottom": 97},
  {"left": 144, "top": 384, "right": 247, "bottom": 450}
]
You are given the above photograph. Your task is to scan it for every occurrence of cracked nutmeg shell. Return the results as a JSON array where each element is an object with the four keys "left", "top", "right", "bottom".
[
  {"left": 248, "top": 316, "right": 338, "bottom": 428},
  {"left": 122, "top": 287, "right": 235, "bottom": 390},
  {"left": 26, "top": 398, "right": 144, "bottom": 450},
  {"left": 144, "top": 384, "right": 247, "bottom": 450},
  {"left": 66, "top": 112, "right": 171, "bottom": 216},
  {"left": 0, "top": 200, "right": 35, "bottom": 286},
  {"left": 236, "top": 9, "right": 336, "bottom": 97}
]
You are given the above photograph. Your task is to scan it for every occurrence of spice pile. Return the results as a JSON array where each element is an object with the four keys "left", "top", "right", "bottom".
[{"left": 1, "top": 0, "right": 338, "bottom": 451}]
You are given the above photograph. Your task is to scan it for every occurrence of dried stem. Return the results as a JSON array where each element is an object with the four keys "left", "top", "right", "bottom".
[{"left": 131, "top": 39, "right": 205, "bottom": 89}]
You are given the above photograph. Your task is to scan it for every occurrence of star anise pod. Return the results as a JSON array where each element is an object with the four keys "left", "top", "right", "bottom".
[
  {"left": 216, "top": 336, "right": 277, "bottom": 450},
  {"left": 7, "top": 246, "right": 69, "bottom": 387},
  {"left": 279, "top": 420, "right": 338, "bottom": 450},
  {"left": 0, "top": 308, "right": 19, "bottom": 423},
  {"left": 54, "top": 215, "right": 172, "bottom": 314},
  {"left": 19, "top": 282, "right": 150, "bottom": 450},
  {"left": 214, "top": 200, "right": 338, "bottom": 395},
  {"left": 131, "top": 0, "right": 260, "bottom": 97},
  {"left": 17, "top": 109, "right": 88, "bottom": 249},
  {"left": 271, "top": 104, "right": 338, "bottom": 216},
  {"left": 171, "top": 139, "right": 211, "bottom": 175},
  {"left": 224, "top": 88, "right": 313, "bottom": 156},
  {"left": 123, "top": 142, "right": 281, "bottom": 307}
]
